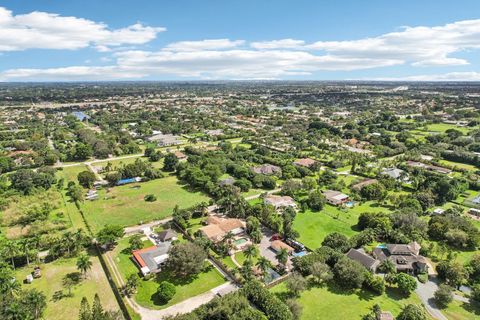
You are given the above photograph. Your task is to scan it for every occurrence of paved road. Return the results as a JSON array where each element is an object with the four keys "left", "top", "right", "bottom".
[
  {"left": 415, "top": 276, "right": 447, "bottom": 320},
  {"left": 124, "top": 217, "right": 173, "bottom": 236}
]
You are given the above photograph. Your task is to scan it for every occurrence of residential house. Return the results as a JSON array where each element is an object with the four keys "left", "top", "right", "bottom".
[
  {"left": 251, "top": 164, "right": 282, "bottom": 175},
  {"left": 264, "top": 195, "right": 297, "bottom": 210},
  {"left": 381, "top": 168, "right": 407, "bottom": 181},
  {"left": 199, "top": 216, "right": 246, "bottom": 243},
  {"left": 148, "top": 133, "right": 182, "bottom": 147},
  {"left": 293, "top": 158, "right": 316, "bottom": 168},
  {"left": 351, "top": 178, "right": 378, "bottom": 191},
  {"left": 132, "top": 242, "right": 171, "bottom": 276},
  {"left": 346, "top": 248, "right": 380, "bottom": 272},
  {"left": 157, "top": 229, "right": 177, "bottom": 242},
  {"left": 323, "top": 190, "right": 350, "bottom": 206},
  {"left": 270, "top": 240, "right": 294, "bottom": 254},
  {"left": 373, "top": 242, "right": 428, "bottom": 274}
]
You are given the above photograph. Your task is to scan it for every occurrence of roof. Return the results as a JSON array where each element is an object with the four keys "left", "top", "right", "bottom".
[
  {"left": 352, "top": 179, "right": 378, "bottom": 191},
  {"left": 200, "top": 216, "right": 246, "bottom": 241},
  {"left": 174, "top": 151, "right": 186, "bottom": 159},
  {"left": 382, "top": 168, "right": 404, "bottom": 179},
  {"left": 346, "top": 248, "right": 379, "bottom": 270},
  {"left": 264, "top": 195, "right": 296, "bottom": 208},
  {"left": 270, "top": 240, "right": 294, "bottom": 253},
  {"left": 378, "top": 311, "right": 394, "bottom": 320},
  {"left": 293, "top": 158, "right": 316, "bottom": 167},
  {"left": 132, "top": 243, "right": 171, "bottom": 273},
  {"left": 251, "top": 164, "right": 282, "bottom": 175},
  {"left": 323, "top": 190, "right": 349, "bottom": 203},
  {"left": 157, "top": 229, "right": 177, "bottom": 242}
]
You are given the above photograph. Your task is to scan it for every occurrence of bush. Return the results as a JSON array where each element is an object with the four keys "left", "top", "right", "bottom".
[
  {"left": 157, "top": 281, "right": 176, "bottom": 302},
  {"left": 242, "top": 280, "right": 293, "bottom": 320},
  {"left": 434, "top": 284, "right": 453, "bottom": 308},
  {"left": 144, "top": 194, "right": 157, "bottom": 202},
  {"left": 417, "top": 273, "right": 428, "bottom": 284}
]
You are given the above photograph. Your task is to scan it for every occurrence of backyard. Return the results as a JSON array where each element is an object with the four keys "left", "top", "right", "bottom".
[
  {"left": 14, "top": 254, "right": 117, "bottom": 320},
  {"left": 80, "top": 175, "right": 209, "bottom": 231},
  {"left": 112, "top": 236, "right": 226, "bottom": 310}
]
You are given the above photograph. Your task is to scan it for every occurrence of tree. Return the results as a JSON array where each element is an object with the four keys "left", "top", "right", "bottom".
[
  {"left": 105, "top": 172, "right": 121, "bottom": 186},
  {"left": 91, "top": 294, "right": 104, "bottom": 319},
  {"left": 285, "top": 273, "right": 307, "bottom": 297},
  {"left": 19, "top": 288, "right": 47, "bottom": 320},
  {"left": 163, "top": 153, "right": 179, "bottom": 171},
  {"left": 3, "top": 240, "right": 19, "bottom": 269},
  {"left": 79, "top": 297, "right": 91, "bottom": 320},
  {"left": 73, "top": 143, "right": 93, "bottom": 160},
  {"left": 359, "top": 183, "right": 387, "bottom": 200},
  {"left": 276, "top": 248, "right": 289, "bottom": 266},
  {"left": 333, "top": 256, "right": 366, "bottom": 289},
  {"left": 307, "top": 190, "right": 325, "bottom": 211},
  {"left": 471, "top": 283, "right": 480, "bottom": 303},
  {"left": 256, "top": 256, "right": 273, "bottom": 278},
  {"left": 0, "top": 265, "right": 20, "bottom": 296},
  {"left": 63, "top": 272, "right": 81, "bottom": 297},
  {"left": 434, "top": 284, "right": 453, "bottom": 308},
  {"left": 310, "top": 262, "right": 333, "bottom": 285},
  {"left": 76, "top": 254, "right": 92, "bottom": 279},
  {"left": 125, "top": 274, "right": 139, "bottom": 295},
  {"left": 166, "top": 242, "right": 207, "bottom": 277},
  {"left": 129, "top": 234, "right": 143, "bottom": 251},
  {"left": 244, "top": 245, "right": 259, "bottom": 262},
  {"left": 157, "top": 281, "right": 176, "bottom": 302},
  {"left": 77, "top": 171, "right": 96, "bottom": 189},
  {"left": 322, "top": 232, "right": 352, "bottom": 253},
  {"left": 364, "top": 273, "right": 385, "bottom": 295},
  {"left": 285, "top": 298, "right": 303, "bottom": 320},
  {"left": 96, "top": 225, "right": 124, "bottom": 249},
  {"left": 394, "top": 273, "right": 417, "bottom": 295},
  {"left": 144, "top": 194, "right": 157, "bottom": 202},
  {"left": 397, "top": 304, "right": 427, "bottom": 320},
  {"left": 436, "top": 260, "right": 466, "bottom": 288}
]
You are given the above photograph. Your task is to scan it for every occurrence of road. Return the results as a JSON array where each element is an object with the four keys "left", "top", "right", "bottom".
[{"left": 415, "top": 276, "right": 447, "bottom": 320}]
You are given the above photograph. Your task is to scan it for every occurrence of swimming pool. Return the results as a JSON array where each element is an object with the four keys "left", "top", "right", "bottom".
[
  {"left": 377, "top": 244, "right": 387, "bottom": 249},
  {"left": 345, "top": 201, "right": 355, "bottom": 207},
  {"left": 234, "top": 238, "right": 248, "bottom": 246}
]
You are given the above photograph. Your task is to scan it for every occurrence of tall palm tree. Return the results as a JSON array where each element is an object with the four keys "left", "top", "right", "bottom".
[
  {"left": 76, "top": 254, "right": 92, "bottom": 279},
  {"left": 222, "top": 231, "right": 235, "bottom": 253},
  {"left": 3, "top": 240, "right": 19, "bottom": 269},
  {"left": 243, "top": 245, "right": 258, "bottom": 261},
  {"left": 275, "top": 248, "right": 289, "bottom": 266},
  {"left": 256, "top": 257, "right": 272, "bottom": 278},
  {"left": 18, "top": 239, "right": 31, "bottom": 266}
]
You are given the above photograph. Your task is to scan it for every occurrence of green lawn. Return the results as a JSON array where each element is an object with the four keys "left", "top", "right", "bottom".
[
  {"left": 438, "top": 159, "right": 478, "bottom": 171},
  {"left": 271, "top": 282, "right": 431, "bottom": 320},
  {"left": 424, "top": 123, "right": 473, "bottom": 134},
  {"left": 80, "top": 175, "right": 209, "bottom": 231},
  {"left": 57, "top": 164, "right": 90, "bottom": 183},
  {"left": 294, "top": 202, "right": 392, "bottom": 249},
  {"left": 113, "top": 237, "right": 225, "bottom": 310},
  {"left": 443, "top": 299, "right": 480, "bottom": 320},
  {"left": 14, "top": 254, "right": 118, "bottom": 320}
]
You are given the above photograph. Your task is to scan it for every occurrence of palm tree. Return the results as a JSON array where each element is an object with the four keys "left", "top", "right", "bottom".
[
  {"left": 76, "top": 254, "right": 92, "bottom": 279},
  {"left": 62, "top": 231, "right": 75, "bottom": 256},
  {"left": 222, "top": 231, "right": 235, "bottom": 252},
  {"left": 3, "top": 240, "right": 19, "bottom": 269},
  {"left": 243, "top": 245, "right": 258, "bottom": 261},
  {"left": 275, "top": 248, "right": 289, "bottom": 266},
  {"left": 256, "top": 257, "right": 272, "bottom": 278},
  {"left": 23, "top": 288, "right": 47, "bottom": 320},
  {"left": 18, "top": 239, "right": 31, "bottom": 266}
]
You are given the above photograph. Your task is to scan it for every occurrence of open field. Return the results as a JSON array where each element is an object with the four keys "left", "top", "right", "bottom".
[
  {"left": 57, "top": 164, "right": 90, "bottom": 183},
  {"left": 80, "top": 175, "right": 209, "bottom": 231},
  {"left": 113, "top": 237, "right": 226, "bottom": 310},
  {"left": 294, "top": 201, "right": 392, "bottom": 249},
  {"left": 271, "top": 282, "right": 431, "bottom": 320},
  {"left": 14, "top": 254, "right": 117, "bottom": 320},
  {"left": 443, "top": 299, "right": 480, "bottom": 320}
]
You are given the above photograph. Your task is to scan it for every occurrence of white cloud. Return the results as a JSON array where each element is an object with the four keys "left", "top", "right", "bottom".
[
  {"left": 250, "top": 39, "right": 305, "bottom": 50},
  {"left": 307, "top": 19, "right": 480, "bottom": 67},
  {"left": 163, "top": 39, "right": 245, "bottom": 51},
  {"left": 365, "top": 72, "right": 480, "bottom": 81},
  {"left": 0, "top": 7, "right": 165, "bottom": 52}
]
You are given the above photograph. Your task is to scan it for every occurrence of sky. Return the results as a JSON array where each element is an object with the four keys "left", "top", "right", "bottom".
[{"left": 0, "top": 0, "right": 480, "bottom": 81}]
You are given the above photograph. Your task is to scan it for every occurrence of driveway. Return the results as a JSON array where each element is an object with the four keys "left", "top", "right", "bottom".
[
  {"left": 415, "top": 276, "right": 447, "bottom": 320},
  {"left": 258, "top": 227, "right": 293, "bottom": 269}
]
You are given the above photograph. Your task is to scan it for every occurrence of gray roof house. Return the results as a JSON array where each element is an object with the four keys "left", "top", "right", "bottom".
[{"left": 346, "top": 248, "right": 380, "bottom": 272}]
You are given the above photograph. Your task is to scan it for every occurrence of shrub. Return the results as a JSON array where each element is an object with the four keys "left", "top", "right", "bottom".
[
  {"left": 157, "top": 281, "right": 176, "bottom": 302},
  {"left": 144, "top": 194, "right": 157, "bottom": 202}
]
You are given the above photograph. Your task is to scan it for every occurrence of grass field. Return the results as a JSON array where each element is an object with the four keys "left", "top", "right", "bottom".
[
  {"left": 113, "top": 237, "right": 225, "bottom": 310},
  {"left": 443, "top": 299, "right": 480, "bottom": 320},
  {"left": 271, "top": 282, "right": 431, "bottom": 320},
  {"left": 14, "top": 254, "right": 118, "bottom": 320},
  {"left": 57, "top": 165, "right": 90, "bottom": 183},
  {"left": 80, "top": 175, "right": 209, "bottom": 231},
  {"left": 438, "top": 159, "right": 478, "bottom": 171},
  {"left": 294, "top": 202, "right": 392, "bottom": 249},
  {"left": 424, "top": 123, "right": 473, "bottom": 134}
]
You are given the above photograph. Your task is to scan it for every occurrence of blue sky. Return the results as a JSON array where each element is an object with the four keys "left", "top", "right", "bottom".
[{"left": 0, "top": 0, "right": 479, "bottom": 81}]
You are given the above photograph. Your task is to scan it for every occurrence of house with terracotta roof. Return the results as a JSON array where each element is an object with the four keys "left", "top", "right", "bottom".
[
  {"left": 293, "top": 158, "right": 316, "bottom": 168},
  {"left": 270, "top": 240, "right": 294, "bottom": 254},
  {"left": 199, "top": 216, "right": 246, "bottom": 242},
  {"left": 132, "top": 241, "right": 171, "bottom": 276}
]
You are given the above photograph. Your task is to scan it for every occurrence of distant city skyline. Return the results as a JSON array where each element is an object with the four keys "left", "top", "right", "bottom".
[{"left": 1, "top": 0, "right": 480, "bottom": 81}]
